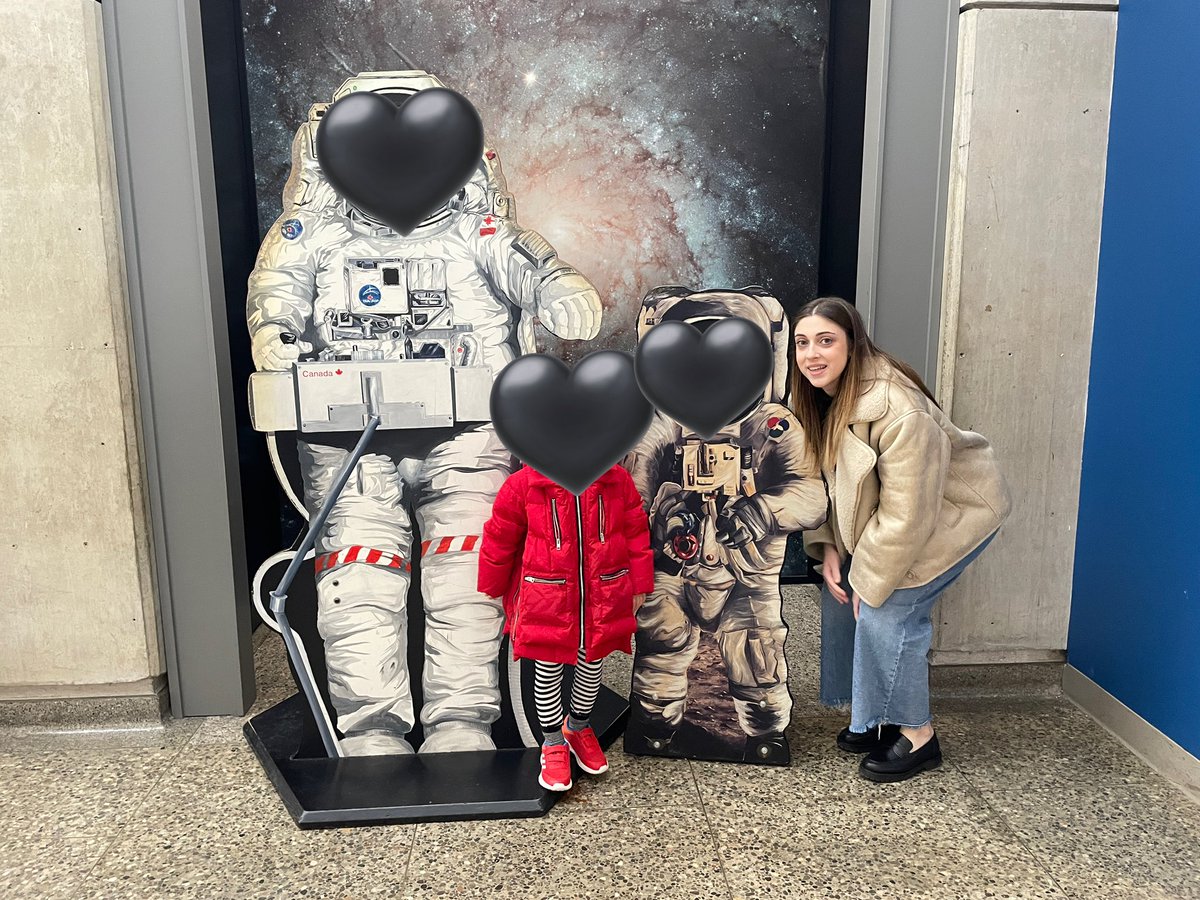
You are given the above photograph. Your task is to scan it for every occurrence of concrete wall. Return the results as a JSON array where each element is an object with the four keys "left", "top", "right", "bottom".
[
  {"left": 0, "top": 1, "right": 162, "bottom": 699},
  {"left": 932, "top": 0, "right": 1117, "bottom": 663}
]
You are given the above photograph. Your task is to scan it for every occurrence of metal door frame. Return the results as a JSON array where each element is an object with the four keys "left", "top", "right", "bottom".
[
  {"left": 857, "top": 0, "right": 960, "bottom": 386},
  {"left": 101, "top": 0, "right": 254, "bottom": 717}
]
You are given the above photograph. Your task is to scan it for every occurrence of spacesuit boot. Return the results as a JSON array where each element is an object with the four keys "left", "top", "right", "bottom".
[
  {"left": 718, "top": 624, "right": 792, "bottom": 745},
  {"left": 728, "top": 682, "right": 793, "bottom": 734},
  {"left": 730, "top": 680, "right": 789, "bottom": 764},
  {"left": 627, "top": 586, "right": 701, "bottom": 756},
  {"left": 625, "top": 694, "right": 684, "bottom": 756},
  {"left": 341, "top": 730, "right": 416, "bottom": 756},
  {"left": 316, "top": 563, "right": 416, "bottom": 755},
  {"left": 743, "top": 732, "right": 788, "bottom": 764}
]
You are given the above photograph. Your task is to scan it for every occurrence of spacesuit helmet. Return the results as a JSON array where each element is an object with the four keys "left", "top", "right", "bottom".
[
  {"left": 281, "top": 70, "right": 513, "bottom": 226},
  {"left": 636, "top": 286, "right": 791, "bottom": 405}
]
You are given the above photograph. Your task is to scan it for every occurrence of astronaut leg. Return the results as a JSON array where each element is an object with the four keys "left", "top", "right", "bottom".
[
  {"left": 629, "top": 579, "right": 701, "bottom": 752},
  {"left": 412, "top": 425, "right": 514, "bottom": 754},
  {"left": 299, "top": 442, "right": 415, "bottom": 756},
  {"left": 715, "top": 587, "right": 792, "bottom": 747}
]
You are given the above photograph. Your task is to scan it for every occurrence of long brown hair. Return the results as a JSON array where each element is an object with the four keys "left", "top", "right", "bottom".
[{"left": 790, "top": 297, "right": 938, "bottom": 473}]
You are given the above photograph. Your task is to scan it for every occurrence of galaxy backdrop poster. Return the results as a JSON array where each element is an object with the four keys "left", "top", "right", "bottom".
[{"left": 241, "top": 0, "right": 831, "bottom": 352}]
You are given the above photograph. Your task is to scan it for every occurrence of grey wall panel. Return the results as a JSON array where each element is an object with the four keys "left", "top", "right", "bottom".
[
  {"left": 858, "top": 0, "right": 959, "bottom": 386},
  {"left": 101, "top": 0, "right": 255, "bottom": 715}
]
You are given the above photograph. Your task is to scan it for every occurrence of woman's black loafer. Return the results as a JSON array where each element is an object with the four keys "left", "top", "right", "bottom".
[
  {"left": 859, "top": 732, "right": 942, "bottom": 782},
  {"left": 836, "top": 723, "right": 900, "bottom": 753}
]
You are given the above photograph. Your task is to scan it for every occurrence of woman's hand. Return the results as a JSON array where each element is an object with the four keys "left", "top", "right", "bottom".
[
  {"left": 852, "top": 592, "right": 861, "bottom": 621},
  {"left": 823, "top": 544, "right": 849, "bottom": 605},
  {"left": 633, "top": 593, "right": 648, "bottom": 613}
]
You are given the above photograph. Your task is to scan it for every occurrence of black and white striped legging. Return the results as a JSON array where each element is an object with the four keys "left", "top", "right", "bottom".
[{"left": 533, "top": 648, "right": 603, "bottom": 733}]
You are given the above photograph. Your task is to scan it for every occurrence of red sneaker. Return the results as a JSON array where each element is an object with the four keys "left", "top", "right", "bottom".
[
  {"left": 538, "top": 743, "right": 573, "bottom": 791},
  {"left": 563, "top": 717, "right": 609, "bottom": 775}
]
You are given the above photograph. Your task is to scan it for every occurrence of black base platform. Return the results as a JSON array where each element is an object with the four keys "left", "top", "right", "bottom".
[{"left": 244, "top": 689, "right": 629, "bottom": 828}]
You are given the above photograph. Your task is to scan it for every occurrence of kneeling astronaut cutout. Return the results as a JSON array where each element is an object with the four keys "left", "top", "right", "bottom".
[{"left": 623, "top": 287, "right": 827, "bottom": 765}]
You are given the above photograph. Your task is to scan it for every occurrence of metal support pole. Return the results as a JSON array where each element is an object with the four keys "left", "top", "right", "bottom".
[{"left": 268, "top": 415, "right": 382, "bottom": 757}]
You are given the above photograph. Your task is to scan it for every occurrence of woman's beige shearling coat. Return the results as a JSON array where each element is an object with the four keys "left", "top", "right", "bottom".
[{"left": 803, "top": 361, "right": 1011, "bottom": 607}]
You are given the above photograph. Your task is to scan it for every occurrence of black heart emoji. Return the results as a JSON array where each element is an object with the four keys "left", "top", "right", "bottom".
[
  {"left": 635, "top": 318, "right": 773, "bottom": 438},
  {"left": 315, "top": 87, "right": 484, "bottom": 235},
  {"left": 491, "top": 351, "right": 654, "bottom": 495}
]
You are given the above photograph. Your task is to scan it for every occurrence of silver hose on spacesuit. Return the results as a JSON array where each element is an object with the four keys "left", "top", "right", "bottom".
[
  {"left": 267, "top": 433, "right": 309, "bottom": 519},
  {"left": 269, "top": 415, "right": 383, "bottom": 757}
]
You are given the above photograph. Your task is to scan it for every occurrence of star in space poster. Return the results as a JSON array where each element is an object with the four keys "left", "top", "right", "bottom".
[{"left": 243, "top": 0, "right": 829, "bottom": 350}]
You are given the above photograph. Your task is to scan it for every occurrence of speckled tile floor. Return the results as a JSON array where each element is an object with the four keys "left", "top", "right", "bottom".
[{"left": 2, "top": 586, "right": 1198, "bottom": 899}]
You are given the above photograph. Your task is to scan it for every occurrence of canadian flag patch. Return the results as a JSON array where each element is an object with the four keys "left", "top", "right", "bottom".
[{"left": 479, "top": 215, "right": 497, "bottom": 236}]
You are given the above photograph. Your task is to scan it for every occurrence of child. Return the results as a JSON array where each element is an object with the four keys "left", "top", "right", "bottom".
[{"left": 478, "top": 463, "right": 653, "bottom": 791}]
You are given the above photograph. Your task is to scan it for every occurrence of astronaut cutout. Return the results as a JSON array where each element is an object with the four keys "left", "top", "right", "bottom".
[
  {"left": 623, "top": 288, "right": 827, "bottom": 764},
  {"left": 247, "top": 71, "right": 602, "bottom": 756}
]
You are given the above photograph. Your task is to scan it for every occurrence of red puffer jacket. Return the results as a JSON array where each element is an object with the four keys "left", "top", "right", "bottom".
[{"left": 478, "top": 465, "right": 654, "bottom": 665}]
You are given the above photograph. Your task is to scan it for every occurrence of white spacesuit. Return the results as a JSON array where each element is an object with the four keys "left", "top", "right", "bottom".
[
  {"left": 247, "top": 71, "right": 602, "bottom": 756},
  {"left": 624, "top": 288, "right": 827, "bottom": 762}
]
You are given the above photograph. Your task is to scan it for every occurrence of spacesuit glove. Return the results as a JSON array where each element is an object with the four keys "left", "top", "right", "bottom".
[
  {"left": 649, "top": 484, "right": 688, "bottom": 546},
  {"left": 536, "top": 271, "right": 602, "bottom": 340},
  {"left": 716, "top": 494, "right": 775, "bottom": 549},
  {"left": 251, "top": 324, "right": 312, "bottom": 371},
  {"left": 646, "top": 483, "right": 687, "bottom": 568}
]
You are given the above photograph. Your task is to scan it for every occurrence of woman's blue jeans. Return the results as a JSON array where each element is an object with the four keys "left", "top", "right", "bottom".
[{"left": 819, "top": 532, "right": 996, "bottom": 731}]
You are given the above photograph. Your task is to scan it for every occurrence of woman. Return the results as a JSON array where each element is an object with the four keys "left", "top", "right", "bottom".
[{"left": 791, "top": 297, "right": 1010, "bottom": 782}]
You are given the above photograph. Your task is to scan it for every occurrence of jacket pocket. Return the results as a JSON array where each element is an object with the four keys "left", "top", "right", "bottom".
[
  {"left": 517, "top": 575, "right": 572, "bottom": 637},
  {"left": 594, "top": 568, "right": 635, "bottom": 627},
  {"left": 598, "top": 495, "right": 606, "bottom": 543},
  {"left": 550, "top": 498, "right": 563, "bottom": 550}
]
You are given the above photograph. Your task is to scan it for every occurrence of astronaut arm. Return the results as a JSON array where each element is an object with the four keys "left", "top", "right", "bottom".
[
  {"left": 621, "top": 414, "right": 678, "bottom": 509},
  {"left": 755, "top": 414, "right": 829, "bottom": 534},
  {"left": 246, "top": 215, "right": 319, "bottom": 370},
  {"left": 753, "top": 478, "right": 828, "bottom": 534},
  {"left": 476, "top": 219, "right": 601, "bottom": 340},
  {"left": 477, "top": 474, "right": 529, "bottom": 600}
]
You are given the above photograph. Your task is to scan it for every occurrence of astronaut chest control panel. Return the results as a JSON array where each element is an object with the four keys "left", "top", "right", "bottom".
[
  {"left": 341, "top": 257, "right": 446, "bottom": 327},
  {"left": 680, "top": 438, "right": 757, "bottom": 500},
  {"left": 249, "top": 253, "right": 492, "bottom": 435},
  {"left": 660, "top": 436, "right": 762, "bottom": 569}
]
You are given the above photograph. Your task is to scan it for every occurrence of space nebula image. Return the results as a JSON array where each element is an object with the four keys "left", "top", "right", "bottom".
[{"left": 241, "top": 0, "right": 830, "bottom": 352}]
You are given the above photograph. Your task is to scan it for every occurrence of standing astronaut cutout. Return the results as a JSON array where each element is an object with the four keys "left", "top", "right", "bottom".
[
  {"left": 246, "top": 71, "right": 602, "bottom": 756},
  {"left": 623, "top": 288, "right": 827, "bottom": 765}
]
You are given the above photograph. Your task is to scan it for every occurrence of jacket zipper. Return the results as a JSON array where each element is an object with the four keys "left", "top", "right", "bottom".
[
  {"left": 550, "top": 497, "right": 562, "bottom": 549},
  {"left": 523, "top": 575, "right": 567, "bottom": 584},
  {"left": 576, "top": 495, "right": 586, "bottom": 651},
  {"left": 598, "top": 495, "right": 606, "bottom": 543},
  {"left": 599, "top": 568, "right": 628, "bottom": 582}
]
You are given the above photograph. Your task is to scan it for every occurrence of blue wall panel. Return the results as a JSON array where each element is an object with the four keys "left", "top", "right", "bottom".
[{"left": 1069, "top": 2, "right": 1200, "bottom": 757}]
